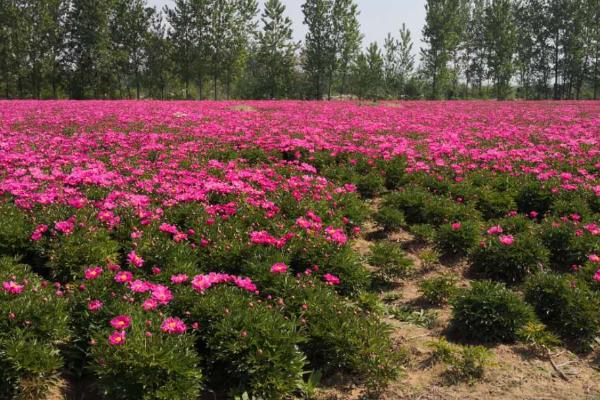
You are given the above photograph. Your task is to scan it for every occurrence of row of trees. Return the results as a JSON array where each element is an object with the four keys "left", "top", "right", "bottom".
[
  {"left": 422, "top": 0, "right": 600, "bottom": 99},
  {"left": 1, "top": 0, "right": 599, "bottom": 99}
]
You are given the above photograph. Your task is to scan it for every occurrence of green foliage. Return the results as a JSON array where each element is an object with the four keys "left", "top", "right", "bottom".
[
  {"left": 428, "top": 339, "right": 493, "bottom": 384},
  {"left": 524, "top": 272, "right": 600, "bottom": 351},
  {"left": 368, "top": 241, "right": 413, "bottom": 282},
  {"left": 373, "top": 206, "right": 406, "bottom": 232},
  {"left": 539, "top": 220, "right": 600, "bottom": 270},
  {"left": 0, "top": 203, "right": 32, "bottom": 257},
  {"left": 90, "top": 310, "right": 203, "bottom": 400},
  {"left": 419, "top": 274, "right": 459, "bottom": 305},
  {"left": 451, "top": 281, "right": 536, "bottom": 343},
  {"left": 470, "top": 233, "right": 549, "bottom": 284},
  {"left": 0, "top": 257, "right": 70, "bottom": 399},
  {"left": 435, "top": 220, "right": 481, "bottom": 255},
  {"left": 389, "top": 306, "right": 438, "bottom": 329},
  {"left": 517, "top": 321, "right": 561, "bottom": 353},
  {"left": 515, "top": 182, "right": 553, "bottom": 216},
  {"left": 177, "top": 286, "right": 306, "bottom": 399},
  {"left": 44, "top": 227, "right": 120, "bottom": 281}
]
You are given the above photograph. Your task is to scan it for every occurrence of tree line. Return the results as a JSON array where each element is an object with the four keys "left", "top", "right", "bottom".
[{"left": 1, "top": 0, "right": 599, "bottom": 100}]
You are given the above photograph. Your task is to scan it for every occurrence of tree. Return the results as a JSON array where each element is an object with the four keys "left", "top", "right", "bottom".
[
  {"left": 166, "top": 0, "right": 199, "bottom": 98},
  {"left": 484, "top": 0, "right": 516, "bottom": 99},
  {"left": 463, "top": 0, "right": 487, "bottom": 97},
  {"left": 421, "top": 0, "right": 465, "bottom": 99},
  {"left": 383, "top": 24, "right": 415, "bottom": 99},
  {"left": 252, "top": 0, "right": 298, "bottom": 98},
  {"left": 145, "top": 10, "right": 173, "bottom": 99},
  {"left": 352, "top": 42, "right": 383, "bottom": 99},
  {"left": 111, "top": 0, "right": 154, "bottom": 99},
  {"left": 302, "top": 0, "right": 334, "bottom": 99},
  {"left": 331, "top": 0, "right": 361, "bottom": 96},
  {"left": 65, "top": 0, "right": 115, "bottom": 98}
]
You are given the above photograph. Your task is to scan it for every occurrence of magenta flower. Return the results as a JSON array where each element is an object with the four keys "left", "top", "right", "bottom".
[
  {"left": 161, "top": 317, "right": 187, "bottom": 334},
  {"left": 270, "top": 262, "right": 288, "bottom": 274},
  {"left": 88, "top": 299, "right": 103, "bottom": 312},
  {"left": 151, "top": 285, "right": 173, "bottom": 304},
  {"left": 142, "top": 298, "right": 158, "bottom": 311},
  {"left": 323, "top": 273, "right": 341, "bottom": 286},
  {"left": 108, "top": 330, "right": 126, "bottom": 346},
  {"left": 114, "top": 271, "right": 133, "bottom": 283},
  {"left": 487, "top": 225, "right": 504, "bottom": 235},
  {"left": 499, "top": 235, "right": 514, "bottom": 246},
  {"left": 170, "top": 274, "right": 189, "bottom": 284},
  {"left": 2, "top": 281, "right": 24, "bottom": 295},
  {"left": 589, "top": 254, "right": 600, "bottom": 263},
  {"left": 110, "top": 315, "right": 132, "bottom": 330},
  {"left": 84, "top": 266, "right": 103, "bottom": 280},
  {"left": 451, "top": 222, "right": 462, "bottom": 231},
  {"left": 127, "top": 251, "right": 144, "bottom": 268},
  {"left": 594, "top": 270, "right": 600, "bottom": 283}
]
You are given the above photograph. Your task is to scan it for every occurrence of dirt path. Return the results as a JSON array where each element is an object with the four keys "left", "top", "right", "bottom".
[{"left": 317, "top": 201, "right": 600, "bottom": 400}]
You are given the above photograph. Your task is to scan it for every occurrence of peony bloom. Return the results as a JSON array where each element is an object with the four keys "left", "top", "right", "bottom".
[
  {"left": 54, "top": 218, "right": 75, "bottom": 235},
  {"left": 129, "top": 279, "right": 150, "bottom": 293},
  {"left": 594, "top": 270, "right": 600, "bottom": 283},
  {"left": 588, "top": 254, "right": 600, "bottom": 263},
  {"left": 451, "top": 222, "right": 462, "bottom": 231},
  {"left": 499, "top": 235, "right": 514, "bottom": 246},
  {"left": 151, "top": 285, "right": 173, "bottom": 305},
  {"left": 110, "top": 315, "right": 132, "bottom": 330},
  {"left": 127, "top": 251, "right": 144, "bottom": 268},
  {"left": 487, "top": 225, "right": 503, "bottom": 235},
  {"left": 270, "top": 262, "right": 288, "bottom": 274},
  {"left": 170, "top": 274, "right": 189, "bottom": 284},
  {"left": 2, "top": 281, "right": 24, "bottom": 295},
  {"left": 84, "top": 266, "right": 103, "bottom": 280},
  {"left": 114, "top": 271, "right": 133, "bottom": 283},
  {"left": 108, "top": 330, "right": 126, "bottom": 346},
  {"left": 323, "top": 273, "right": 341, "bottom": 286},
  {"left": 88, "top": 299, "right": 103, "bottom": 312},
  {"left": 142, "top": 298, "right": 158, "bottom": 311},
  {"left": 161, "top": 317, "right": 187, "bottom": 334}
]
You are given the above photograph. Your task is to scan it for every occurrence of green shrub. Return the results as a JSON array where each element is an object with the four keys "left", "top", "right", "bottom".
[
  {"left": 515, "top": 182, "right": 553, "bottom": 216},
  {"left": 177, "top": 286, "right": 306, "bottom": 399},
  {"left": 0, "top": 257, "right": 70, "bottom": 399},
  {"left": 0, "top": 203, "right": 32, "bottom": 257},
  {"left": 524, "top": 272, "right": 600, "bottom": 350},
  {"left": 274, "top": 277, "right": 399, "bottom": 389},
  {"left": 539, "top": 220, "right": 600, "bottom": 270},
  {"left": 354, "top": 171, "right": 385, "bottom": 198},
  {"left": 368, "top": 242, "right": 413, "bottom": 282},
  {"left": 419, "top": 274, "right": 459, "bottom": 305},
  {"left": 470, "top": 234, "right": 549, "bottom": 284},
  {"left": 90, "top": 310, "right": 203, "bottom": 400},
  {"left": 451, "top": 281, "right": 536, "bottom": 343},
  {"left": 475, "top": 188, "right": 517, "bottom": 219},
  {"left": 418, "top": 248, "right": 441, "bottom": 269},
  {"left": 389, "top": 306, "right": 438, "bottom": 328},
  {"left": 44, "top": 227, "right": 120, "bottom": 281},
  {"left": 435, "top": 220, "right": 481, "bottom": 255},
  {"left": 373, "top": 206, "right": 406, "bottom": 232},
  {"left": 379, "top": 157, "right": 408, "bottom": 190},
  {"left": 428, "top": 339, "right": 493, "bottom": 384}
]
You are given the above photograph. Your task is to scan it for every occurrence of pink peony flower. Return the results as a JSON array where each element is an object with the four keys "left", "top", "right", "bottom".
[
  {"left": 114, "top": 271, "right": 133, "bottom": 283},
  {"left": 151, "top": 285, "right": 173, "bottom": 304},
  {"left": 170, "top": 274, "right": 189, "bottom": 284},
  {"left": 161, "top": 317, "right": 187, "bottom": 334},
  {"left": 127, "top": 251, "right": 144, "bottom": 268},
  {"left": 499, "top": 235, "right": 514, "bottom": 246},
  {"left": 2, "top": 281, "right": 24, "bottom": 295},
  {"left": 88, "top": 299, "right": 103, "bottom": 312},
  {"left": 84, "top": 266, "right": 103, "bottom": 280},
  {"left": 589, "top": 254, "right": 600, "bottom": 263},
  {"left": 110, "top": 315, "right": 132, "bottom": 330},
  {"left": 108, "top": 330, "right": 126, "bottom": 346},
  {"left": 594, "top": 270, "right": 600, "bottom": 283},
  {"left": 142, "top": 298, "right": 158, "bottom": 311},
  {"left": 487, "top": 225, "right": 503, "bottom": 235},
  {"left": 54, "top": 218, "right": 75, "bottom": 235},
  {"left": 270, "top": 262, "right": 288, "bottom": 274},
  {"left": 451, "top": 222, "right": 462, "bottom": 231},
  {"left": 323, "top": 273, "right": 341, "bottom": 286},
  {"left": 129, "top": 279, "right": 150, "bottom": 293}
]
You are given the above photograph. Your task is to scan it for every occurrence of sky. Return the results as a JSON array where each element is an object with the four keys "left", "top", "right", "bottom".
[{"left": 148, "top": 0, "right": 427, "bottom": 55}]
